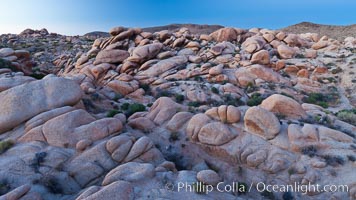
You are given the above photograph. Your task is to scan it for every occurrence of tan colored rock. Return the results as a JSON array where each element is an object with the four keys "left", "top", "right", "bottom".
[
  {"left": 172, "top": 38, "right": 185, "bottom": 48},
  {"left": 0, "top": 184, "right": 31, "bottom": 200},
  {"left": 138, "top": 56, "right": 187, "bottom": 77},
  {"left": 251, "top": 50, "right": 270, "bottom": 65},
  {"left": 128, "top": 43, "right": 163, "bottom": 63},
  {"left": 263, "top": 33, "right": 275, "bottom": 43},
  {"left": 187, "top": 113, "right": 212, "bottom": 141},
  {"left": 313, "top": 66, "right": 328, "bottom": 74},
  {"left": 208, "top": 64, "right": 223, "bottom": 76},
  {"left": 166, "top": 112, "right": 193, "bottom": 131},
  {"left": 107, "top": 135, "right": 134, "bottom": 163},
  {"left": 305, "top": 49, "right": 317, "bottom": 58},
  {"left": 0, "top": 48, "right": 14, "bottom": 57},
  {"left": 277, "top": 44, "right": 296, "bottom": 59},
  {"left": 76, "top": 181, "right": 133, "bottom": 200},
  {"left": 123, "top": 136, "right": 154, "bottom": 162},
  {"left": 0, "top": 78, "right": 82, "bottom": 134},
  {"left": 128, "top": 117, "right": 156, "bottom": 132},
  {"left": 275, "top": 60, "right": 285, "bottom": 70},
  {"left": 109, "top": 26, "right": 125, "bottom": 36},
  {"left": 94, "top": 49, "right": 129, "bottom": 65},
  {"left": 200, "top": 34, "right": 212, "bottom": 41},
  {"left": 107, "top": 80, "right": 138, "bottom": 96},
  {"left": 41, "top": 110, "right": 123, "bottom": 147},
  {"left": 312, "top": 41, "right": 328, "bottom": 50},
  {"left": 288, "top": 124, "right": 319, "bottom": 151},
  {"left": 209, "top": 28, "right": 238, "bottom": 42},
  {"left": 198, "top": 122, "right": 237, "bottom": 145},
  {"left": 242, "top": 36, "right": 266, "bottom": 53},
  {"left": 261, "top": 94, "right": 307, "bottom": 119},
  {"left": 244, "top": 106, "right": 280, "bottom": 139},
  {"left": 297, "top": 69, "right": 309, "bottom": 78},
  {"left": 0, "top": 76, "right": 36, "bottom": 92},
  {"left": 146, "top": 97, "right": 184, "bottom": 124},
  {"left": 197, "top": 170, "right": 220, "bottom": 185},
  {"left": 103, "top": 162, "right": 155, "bottom": 185},
  {"left": 205, "top": 105, "right": 241, "bottom": 124},
  {"left": 276, "top": 32, "right": 286, "bottom": 40}
]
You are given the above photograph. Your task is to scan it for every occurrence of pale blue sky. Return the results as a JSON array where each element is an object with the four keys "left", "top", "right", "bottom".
[{"left": 0, "top": 0, "right": 355, "bottom": 35}]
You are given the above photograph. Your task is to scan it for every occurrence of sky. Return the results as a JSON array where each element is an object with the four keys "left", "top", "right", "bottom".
[{"left": 0, "top": 0, "right": 355, "bottom": 35}]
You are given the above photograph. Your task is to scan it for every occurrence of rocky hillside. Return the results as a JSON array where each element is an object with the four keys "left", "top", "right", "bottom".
[
  {"left": 281, "top": 22, "right": 356, "bottom": 41},
  {"left": 0, "top": 26, "right": 355, "bottom": 200}
]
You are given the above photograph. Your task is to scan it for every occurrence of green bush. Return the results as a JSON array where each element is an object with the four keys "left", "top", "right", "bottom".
[
  {"left": 302, "top": 92, "right": 336, "bottom": 108},
  {"left": 336, "top": 109, "right": 356, "bottom": 126},
  {"left": 121, "top": 103, "right": 130, "bottom": 110},
  {"left": 0, "top": 180, "right": 10, "bottom": 195},
  {"left": 139, "top": 84, "right": 150, "bottom": 92},
  {"left": 0, "top": 140, "right": 14, "bottom": 154},
  {"left": 222, "top": 94, "right": 245, "bottom": 107},
  {"left": 188, "top": 101, "right": 201, "bottom": 107},
  {"left": 157, "top": 90, "right": 172, "bottom": 97},
  {"left": 0, "top": 58, "right": 12, "bottom": 69},
  {"left": 175, "top": 94, "right": 185, "bottom": 103},
  {"left": 322, "top": 155, "right": 345, "bottom": 166},
  {"left": 169, "top": 131, "right": 180, "bottom": 142},
  {"left": 126, "top": 103, "right": 146, "bottom": 117},
  {"left": 106, "top": 109, "right": 120, "bottom": 117},
  {"left": 211, "top": 87, "right": 219, "bottom": 94},
  {"left": 247, "top": 93, "right": 264, "bottom": 106},
  {"left": 194, "top": 76, "right": 203, "bottom": 82},
  {"left": 301, "top": 145, "right": 317, "bottom": 157}
]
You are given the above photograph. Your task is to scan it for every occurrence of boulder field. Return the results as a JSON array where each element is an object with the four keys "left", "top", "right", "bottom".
[{"left": 0, "top": 26, "right": 355, "bottom": 199}]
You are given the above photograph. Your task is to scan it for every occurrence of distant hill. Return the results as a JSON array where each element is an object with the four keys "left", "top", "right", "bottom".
[
  {"left": 142, "top": 24, "right": 224, "bottom": 35},
  {"left": 280, "top": 22, "right": 356, "bottom": 41},
  {"left": 84, "top": 31, "right": 110, "bottom": 39}
]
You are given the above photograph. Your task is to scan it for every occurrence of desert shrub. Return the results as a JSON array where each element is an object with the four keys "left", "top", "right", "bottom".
[
  {"left": 0, "top": 58, "right": 15, "bottom": 71},
  {"left": 30, "top": 73, "right": 46, "bottom": 80},
  {"left": 113, "top": 93, "right": 123, "bottom": 101},
  {"left": 246, "top": 82, "right": 258, "bottom": 93},
  {"left": 194, "top": 76, "right": 203, "bottom": 82},
  {"left": 336, "top": 109, "right": 356, "bottom": 126},
  {"left": 301, "top": 145, "right": 318, "bottom": 157},
  {"left": 295, "top": 53, "right": 305, "bottom": 58},
  {"left": 30, "top": 152, "right": 47, "bottom": 172},
  {"left": 347, "top": 155, "right": 356, "bottom": 162},
  {"left": 157, "top": 90, "right": 172, "bottom": 97},
  {"left": 126, "top": 103, "right": 146, "bottom": 117},
  {"left": 302, "top": 92, "right": 340, "bottom": 108},
  {"left": 261, "top": 190, "right": 275, "bottom": 199},
  {"left": 247, "top": 93, "right": 264, "bottom": 106},
  {"left": 188, "top": 101, "right": 201, "bottom": 107},
  {"left": 287, "top": 167, "right": 296, "bottom": 175},
  {"left": 175, "top": 94, "right": 185, "bottom": 103},
  {"left": 331, "top": 67, "right": 342, "bottom": 74},
  {"left": 0, "top": 179, "right": 10, "bottom": 195},
  {"left": 106, "top": 109, "right": 120, "bottom": 117},
  {"left": 34, "top": 175, "right": 63, "bottom": 194},
  {"left": 139, "top": 84, "right": 150, "bottom": 92},
  {"left": 191, "top": 182, "right": 207, "bottom": 194},
  {"left": 169, "top": 132, "right": 180, "bottom": 142},
  {"left": 121, "top": 102, "right": 130, "bottom": 110},
  {"left": 280, "top": 92, "right": 294, "bottom": 99},
  {"left": 322, "top": 155, "right": 345, "bottom": 166},
  {"left": 164, "top": 153, "right": 187, "bottom": 170},
  {"left": 222, "top": 94, "right": 245, "bottom": 107},
  {"left": 0, "top": 140, "right": 14, "bottom": 154},
  {"left": 282, "top": 192, "right": 294, "bottom": 200},
  {"left": 211, "top": 87, "right": 219, "bottom": 94}
]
